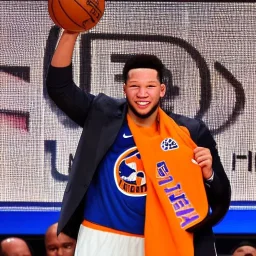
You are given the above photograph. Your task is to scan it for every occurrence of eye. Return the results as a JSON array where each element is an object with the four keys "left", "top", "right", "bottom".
[
  {"left": 48, "top": 247, "right": 57, "bottom": 251},
  {"left": 129, "top": 84, "right": 139, "bottom": 88},
  {"left": 63, "top": 243, "right": 73, "bottom": 249}
]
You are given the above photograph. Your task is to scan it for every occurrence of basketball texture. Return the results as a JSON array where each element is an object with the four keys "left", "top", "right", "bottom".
[{"left": 48, "top": 0, "right": 105, "bottom": 32}]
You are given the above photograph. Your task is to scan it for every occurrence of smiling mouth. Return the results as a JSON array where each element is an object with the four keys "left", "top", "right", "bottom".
[{"left": 136, "top": 101, "right": 150, "bottom": 106}]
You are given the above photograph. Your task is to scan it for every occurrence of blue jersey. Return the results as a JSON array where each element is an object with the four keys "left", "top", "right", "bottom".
[{"left": 83, "top": 122, "right": 147, "bottom": 235}]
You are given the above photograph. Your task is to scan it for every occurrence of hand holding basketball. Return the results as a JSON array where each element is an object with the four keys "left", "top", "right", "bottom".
[{"left": 48, "top": 0, "right": 105, "bottom": 32}]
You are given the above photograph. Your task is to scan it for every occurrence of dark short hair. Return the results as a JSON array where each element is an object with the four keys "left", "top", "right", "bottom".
[{"left": 122, "top": 54, "right": 165, "bottom": 83}]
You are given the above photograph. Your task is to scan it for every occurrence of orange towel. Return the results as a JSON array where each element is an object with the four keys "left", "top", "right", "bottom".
[{"left": 127, "top": 108, "right": 209, "bottom": 256}]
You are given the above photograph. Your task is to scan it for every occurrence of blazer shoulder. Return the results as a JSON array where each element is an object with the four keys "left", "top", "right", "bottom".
[
  {"left": 93, "top": 93, "right": 126, "bottom": 116},
  {"left": 169, "top": 112, "right": 201, "bottom": 142},
  {"left": 169, "top": 112, "right": 215, "bottom": 148}
]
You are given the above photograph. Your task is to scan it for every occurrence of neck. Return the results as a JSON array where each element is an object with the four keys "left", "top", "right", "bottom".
[{"left": 127, "top": 108, "right": 159, "bottom": 127}]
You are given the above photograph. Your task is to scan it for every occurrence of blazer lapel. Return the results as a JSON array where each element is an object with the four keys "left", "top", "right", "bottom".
[
  {"left": 94, "top": 102, "right": 127, "bottom": 166},
  {"left": 77, "top": 97, "right": 127, "bottom": 188}
]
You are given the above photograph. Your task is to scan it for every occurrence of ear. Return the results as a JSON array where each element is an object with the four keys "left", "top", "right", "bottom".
[
  {"left": 123, "top": 83, "right": 126, "bottom": 95},
  {"left": 160, "top": 83, "right": 166, "bottom": 98}
]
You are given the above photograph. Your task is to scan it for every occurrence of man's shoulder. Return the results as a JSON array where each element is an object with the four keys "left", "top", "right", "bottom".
[
  {"left": 94, "top": 93, "right": 126, "bottom": 106},
  {"left": 169, "top": 112, "right": 215, "bottom": 147},
  {"left": 168, "top": 112, "right": 207, "bottom": 144},
  {"left": 169, "top": 112, "right": 202, "bottom": 129},
  {"left": 95, "top": 93, "right": 125, "bottom": 104},
  {"left": 93, "top": 93, "right": 126, "bottom": 115}
]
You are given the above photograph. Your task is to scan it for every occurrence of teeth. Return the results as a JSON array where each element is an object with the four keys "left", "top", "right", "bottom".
[{"left": 137, "top": 102, "right": 149, "bottom": 105}]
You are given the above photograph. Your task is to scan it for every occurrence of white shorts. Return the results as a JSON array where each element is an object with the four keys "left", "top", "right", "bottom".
[{"left": 74, "top": 221, "right": 144, "bottom": 256}]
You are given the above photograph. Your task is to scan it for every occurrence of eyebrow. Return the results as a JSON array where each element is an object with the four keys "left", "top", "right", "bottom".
[
  {"left": 46, "top": 244, "right": 56, "bottom": 248},
  {"left": 127, "top": 80, "right": 158, "bottom": 83}
]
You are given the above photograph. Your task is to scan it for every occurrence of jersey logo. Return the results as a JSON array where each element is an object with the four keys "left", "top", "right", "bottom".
[
  {"left": 161, "top": 138, "right": 179, "bottom": 151},
  {"left": 123, "top": 133, "right": 133, "bottom": 139},
  {"left": 114, "top": 147, "right": 147, "bottom": 197}
]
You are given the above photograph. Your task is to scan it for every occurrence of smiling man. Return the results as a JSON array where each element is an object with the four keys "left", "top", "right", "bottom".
[
  {"left": 46, "top": 30, "right": 231, "bottom": 256},
  {"left": 123, "top": 67, "right": 166, "bottom": 124}
]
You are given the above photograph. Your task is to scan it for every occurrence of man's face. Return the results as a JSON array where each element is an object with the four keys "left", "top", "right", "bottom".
[
  {"left": 233, "top": 245, "right": 256, "bottom": 256},
  {"left": 123, "top": 68, "right": 166, "bottom": 122},
  {"left": 45, "top": 232, "right": 76, "bottom": 256}
]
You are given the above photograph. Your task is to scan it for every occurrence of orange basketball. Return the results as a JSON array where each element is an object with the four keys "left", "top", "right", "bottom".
[{"left": 48, "top": 0, "right": 105, "bottom": 32}]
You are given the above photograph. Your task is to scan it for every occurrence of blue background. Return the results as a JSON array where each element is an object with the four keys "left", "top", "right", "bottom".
[{"left": 0, "top": 202, "right": 254, "bottom": 235}]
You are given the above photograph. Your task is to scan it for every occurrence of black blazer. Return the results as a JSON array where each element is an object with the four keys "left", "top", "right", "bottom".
[{"left": 46, "top": 64, "right": 231, "bottom": 256}]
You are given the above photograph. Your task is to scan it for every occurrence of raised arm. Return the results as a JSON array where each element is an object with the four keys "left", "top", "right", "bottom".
[
  {"left": 46, "top": 30, "right": 94, "bottom": 127},
  {"left": 51, "top": 30, "right": 79, "bottom": 67}
]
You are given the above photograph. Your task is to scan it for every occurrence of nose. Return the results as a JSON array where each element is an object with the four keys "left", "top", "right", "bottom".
[
  {"left": 57, "top": 248, "right": 64, "bottom": 256},
  {"left": 137, "top": 87, "right": 148, "bottom": 97}
]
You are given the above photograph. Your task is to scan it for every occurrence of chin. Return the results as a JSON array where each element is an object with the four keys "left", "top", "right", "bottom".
[
  {"left": 136, "top": 113, "right": 151, "bottom": 119},
  {"left": 127, "top": 100, "right": 160, "bottom": 120},
  {"left": 135, "top": 108, "right": 150, "bottom": 115},
  {"left": 133, "top": 108, "right": 156, "bottom": 119}
]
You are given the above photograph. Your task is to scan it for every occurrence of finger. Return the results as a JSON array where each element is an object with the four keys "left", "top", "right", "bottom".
[
  {"left": 196, "top": 155, "right": 212, "bottom": 164},
  {"left": 193, "top": 147, "right": 204, "bottom": 153},
  {"left": 194, "top": 147, "right": 210, "bottom": 155},
  {"left": 197, "top": 159, "right": 212, "bottom": 168},
  {"left": 194, "top": 152, "right": 211, "bottom": 161}
]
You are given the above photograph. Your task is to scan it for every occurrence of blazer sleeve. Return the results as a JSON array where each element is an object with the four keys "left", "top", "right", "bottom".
[
  {"left": 46, "top": 64, "right": 95, "bottom": 127},
  {"left": 196, "top": 119, "right": 231, "bottom": 228}
]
